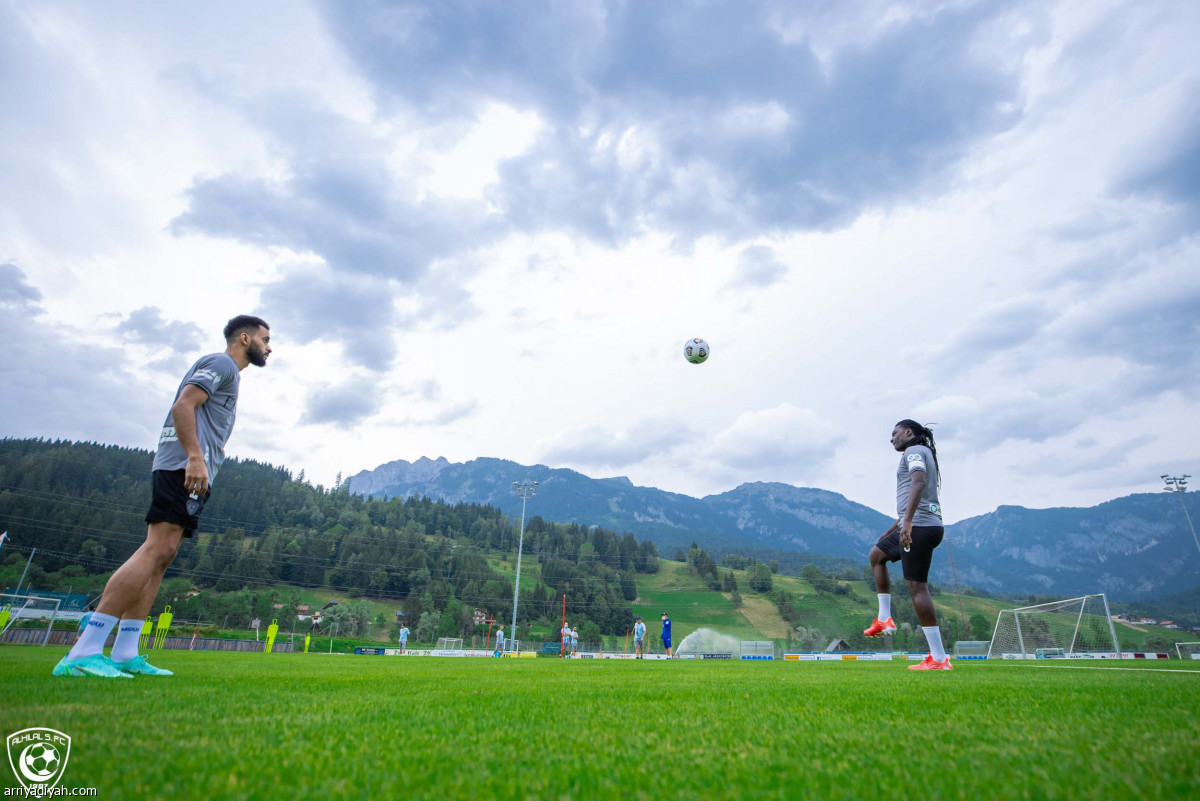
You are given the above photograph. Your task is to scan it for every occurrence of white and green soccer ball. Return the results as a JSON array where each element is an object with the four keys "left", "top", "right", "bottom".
[
  {"left": 684, "top": 338, "right": 710, "bottom": 364},
  {"left": 23, "top": 743, "right": 60, "bottom": 779}
]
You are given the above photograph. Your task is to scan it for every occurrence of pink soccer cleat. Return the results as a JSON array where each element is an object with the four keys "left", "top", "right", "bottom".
[
  {"left": 863, "top": 617, "right": 897, "bottom": 637},
  {"left": 908, "top": 654, "right": 953, "bottom": 671}
]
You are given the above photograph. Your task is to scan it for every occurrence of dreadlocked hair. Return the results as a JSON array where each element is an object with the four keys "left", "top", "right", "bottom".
[{"left": 896, "top": 419, "right": 941, "bottom": 484}]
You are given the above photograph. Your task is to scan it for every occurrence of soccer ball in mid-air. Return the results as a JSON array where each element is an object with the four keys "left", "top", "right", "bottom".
[
  {"left": 684, "top": 338, "right": 710, "bottom": 364},
  {"left": 23, "top": 743, "right": 60, "bottom": 779}
]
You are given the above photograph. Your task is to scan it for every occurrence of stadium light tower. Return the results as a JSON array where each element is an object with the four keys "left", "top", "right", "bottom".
[
  {"left": 1161, "top": 475, "right": 1199, "bottom": 562},
  {"left": 510, "top": 481, "right": 538, "bottom": 652}
]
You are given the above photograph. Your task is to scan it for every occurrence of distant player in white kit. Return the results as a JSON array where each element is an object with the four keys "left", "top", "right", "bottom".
[
  {"left": 494, "top": 626, "right": 505, "bottom": 657},
  {"left": 863, "top": 419, "right": 951, "bottom": 671},
  {"left": 571, "top": 626, "right": 579, "bottom": 655},
  {"left": 561, "top": 621, "right": 571, "bottom": 657},
  {"left": 398, "top": 624, "right": 410, "bottom": 654},
  {"left": 633, "top": 616, "right": 646, "bottom": 659}
]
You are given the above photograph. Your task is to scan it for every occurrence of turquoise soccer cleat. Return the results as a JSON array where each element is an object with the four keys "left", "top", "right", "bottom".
[
  {"left": 52, "top": 653, "right": 134, "bottom": 678},
  {"left": 112, "top": 654, "right": 174, "bottom": 676}
]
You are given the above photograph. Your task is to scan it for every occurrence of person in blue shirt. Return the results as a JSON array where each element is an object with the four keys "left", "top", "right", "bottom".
[
  {"left": 77, "top": 607, "right": 95, "bottom": 632},
  {"left": 398, "top": 624, "right": 410, "bottom": 655},
  {"left": 661, "top": 612, "right": 673, "bottom": 658},
  {"left": 633, "top": 617, "right": 646, "bottom": 659},
  {"left": 571, "top": 627, "right": 579, "bottom": 655},
  {"left": 494, "top": 626, "right": 505, "bottom": 657},
  {"left": 561, "top": 622, "right": 571, "bottom": 657}
]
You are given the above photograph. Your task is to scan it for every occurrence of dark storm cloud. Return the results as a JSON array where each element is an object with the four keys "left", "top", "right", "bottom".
[
  {"left": 259, "top": 266, "right": 398, "bottom": 371},
  {"left": 0, "top": 263, "right": 41, "bottom": 308},
  {"left": 935, "top": 298, "right": 1056, "bottom": 374},
  {"left": 172, "top": 166, "right": 497, "bottom": 284},
  {"left": 301, "top": 378, "right": 382, "bottom": 427},
  {"left": 169, "top": 90, "right": 500, "bottom": 366},
  {"left": 0, "top": 264, "right": 158, "bottom": 443},
  {"left": 116, "top": 306, "right": 205, "bottom": 352},
  {"left": 167, "top": 2, "right": 1038, "bottom": 372},
  {"left": 922, "top": 256, "right": 1200, "bottom": 453},
  {"left": 1053, "top": 274, "right": 1200, "bottom": 395},
  {"left": 1115, "top": 87, "right": 1200, "bottom": 219},
  {"left": 322, "top": 0, "right": 1033, "bottom": 241}
]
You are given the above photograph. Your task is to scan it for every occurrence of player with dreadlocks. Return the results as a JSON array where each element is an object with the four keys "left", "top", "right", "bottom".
[{"left": 863, "top": 419, "right": 951, "bottom": 670}]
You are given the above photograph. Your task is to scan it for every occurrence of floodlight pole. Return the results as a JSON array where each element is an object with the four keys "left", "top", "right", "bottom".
[
  {"left": 1162, "top": 475, "right": 1199, "bottom": 562},
  {"left": 510, "top": 481, "right": 538, "bottom": 654}
]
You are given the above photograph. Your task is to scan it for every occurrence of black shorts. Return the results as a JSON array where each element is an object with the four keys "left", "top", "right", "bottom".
[
  {"left": 145, "top": 469, "right": 209, "bottom": 537},
  {"left": 875, "top": 525, "right": 944, "bottom": 583}
]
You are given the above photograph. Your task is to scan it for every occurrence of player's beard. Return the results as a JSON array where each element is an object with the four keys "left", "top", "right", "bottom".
[{"left": 247, "top": 341, "right": 268, "bottom": 367}]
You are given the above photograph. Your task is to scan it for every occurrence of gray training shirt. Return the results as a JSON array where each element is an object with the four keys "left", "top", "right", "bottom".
[
  {"left": 152, "top": 353, "right": 241, "bottom": 485},
  {"left": 896, "top": 444, "right": 942, "bottom": 526}
]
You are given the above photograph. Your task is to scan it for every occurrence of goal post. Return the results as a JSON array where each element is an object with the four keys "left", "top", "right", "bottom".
[
  {"left": 1175, "top": 642, "right": 1200, "bottom": 660},
  {"left": 988, "top": 594, "right": 1120, "bottom": 659},
  {"left": 435, "top": 637, "right": 464, "bottom": 652},
  {"left": 0, "top": 592, "right": 63, "bottom": 646}
]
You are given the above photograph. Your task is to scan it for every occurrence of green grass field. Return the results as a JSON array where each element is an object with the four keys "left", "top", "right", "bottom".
[
  {"left": 2, "top": 647, "right": 1197, "bottom": 800},
  {"left": 130, "top": 553, "right": 1199, "bottom": 655}
]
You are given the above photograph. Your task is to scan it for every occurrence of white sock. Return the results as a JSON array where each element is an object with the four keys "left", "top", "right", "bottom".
[
  {"left": 877, "top": 594, "right": 892, "bottom": 621},
  {"left": 66, "top": 612, "right": 118, "bottom": 660},
  {"left": 922, "top": 626, "right": 947, "bottom": 662},
  {"left": 109, "top": 619, "right": 146, "bottom": 663}
]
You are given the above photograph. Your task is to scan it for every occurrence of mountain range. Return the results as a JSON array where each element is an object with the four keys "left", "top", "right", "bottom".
[{"left": 349, "top": 457, "right": 1200, "bottom": 601}]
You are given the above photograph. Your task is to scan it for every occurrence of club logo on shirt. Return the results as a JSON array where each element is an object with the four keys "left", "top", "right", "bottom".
[{"left": 193, "top": 368, "right": 222, "bottom": 390}]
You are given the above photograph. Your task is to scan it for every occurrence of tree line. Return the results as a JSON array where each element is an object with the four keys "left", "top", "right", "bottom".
[{"left": 0, "top": 438, "right": 660, "bottom": 641}]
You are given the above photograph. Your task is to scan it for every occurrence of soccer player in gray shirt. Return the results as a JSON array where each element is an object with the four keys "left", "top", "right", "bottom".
[
  {"left": 863, "top": 419, "right": 952, "bottom": 670},
  {"left": 55, "top": 315, "right": 271, "bottom": 678}
]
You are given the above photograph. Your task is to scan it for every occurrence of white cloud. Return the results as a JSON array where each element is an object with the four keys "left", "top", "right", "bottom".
[
  {"left": 709, "top": 404, "right": 844, "bottom": 480},
  {"left": 425, "top": 102, "right": 545, "bottom": 200},
  {"left": 0, "top": 0, "right": 1197, "bottom": 524}
]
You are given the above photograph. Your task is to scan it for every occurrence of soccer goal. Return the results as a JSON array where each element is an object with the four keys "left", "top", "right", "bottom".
[
  {"left": 435, "top": 637, "right": 463, "bottom": 652},
  {"left": 0, "top": 593, "right": 62, "bottom": 646},
  {"left": 988, "top": 594, "right": 1120, "bottom": 660},
  {"left": 952, "top": 640, "right": 990, "bottom": 658},
  {"left": 1175, "top": 642, "right": 1200, "bottom": 661}
]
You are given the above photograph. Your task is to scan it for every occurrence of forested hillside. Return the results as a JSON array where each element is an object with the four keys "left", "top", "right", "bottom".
[{"left": 0, "top": 438, "right": 660, "bottom": 642}]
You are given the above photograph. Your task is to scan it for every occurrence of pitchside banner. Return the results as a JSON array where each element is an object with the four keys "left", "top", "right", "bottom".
[{"left": 783, "top": 653, "right": 908, "bottom": 661}]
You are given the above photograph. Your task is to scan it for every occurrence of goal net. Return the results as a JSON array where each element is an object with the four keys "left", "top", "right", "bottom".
[
  {"left": 0, "top": 592, "right": 63, "bottom": 646},
  {"left": 1175, "top": 642, "right": 1200, "bottom": 660},
  {"left": 435, "top": 637, "right": 463, "bottom": 652},
  {"left": 988, "top": 594, "right": 1120, "bottom": 659}
]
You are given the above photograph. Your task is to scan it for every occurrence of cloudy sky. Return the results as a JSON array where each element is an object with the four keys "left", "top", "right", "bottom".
[{"left": 2, "top": 0, "right": 1198, "bottom": 522}]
